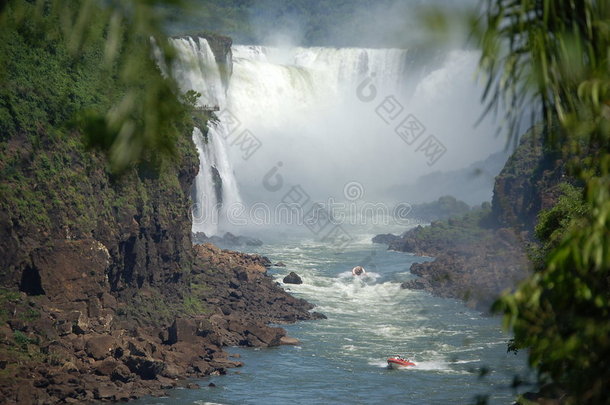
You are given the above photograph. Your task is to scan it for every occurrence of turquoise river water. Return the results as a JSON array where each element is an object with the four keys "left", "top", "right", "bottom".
[{"left": 135, "top": 235, "right": 530, "bottom": 405}]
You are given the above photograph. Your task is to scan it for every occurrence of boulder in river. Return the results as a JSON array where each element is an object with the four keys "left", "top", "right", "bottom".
[
  {"left": 283, "top": 272, "right": 303, "bottom": 285},
  {"left": 279, "top": 336, "right": 300, "bottom": 345}
]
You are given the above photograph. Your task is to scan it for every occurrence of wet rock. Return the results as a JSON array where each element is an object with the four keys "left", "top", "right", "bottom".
[
  {"left": 274, "top": 262, "right": 286, "bottom": 267},
  {"left": 94, "top": 383, "right": 120, "bottom": 400},
  {"left": 283, "top": 272, "right": 302, "bottom": 285},
  {"left": 167, "top": 318, "right": 198, "bottom": 345},
  {"left": 161, "top": 363, "right": 184, "bottom": 380},
  {"left": 111, "top": 363, "right": 134, "bottom": 383},
  {"left": 85, "top": 335, "right": 117, "bottom": 360},
  {"left": 124, "top": 356, "right": 165, "bottom": 380},
  {"left": 156, "top": 375, "right": 176, "bottom": 389},
  {"left": 246, "top": 324, "right": 285, "bottom": 347},
  {"left": 192, "top": 359, "right": 212, "bottom": 375},
  {"left": 186, "top": 383, "right": 200, "bottom": 389},
  {"left": 279, "top": 336, "right": 300, "bottom": 345},
  {"left": 93, "top": 358, "right": 118, "bottom": 376},
  {"left": 209, "top": 358, "right": 243, "bottom": 369}
]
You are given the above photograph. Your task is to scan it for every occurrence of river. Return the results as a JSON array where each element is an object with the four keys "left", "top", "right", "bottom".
[{"left": 135, "top": 234, "right": 529, "bottom": 405}]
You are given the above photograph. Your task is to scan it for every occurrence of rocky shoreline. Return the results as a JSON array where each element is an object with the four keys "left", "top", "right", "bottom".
[
  {"left": 375, "top": 224, "right": 530, "bottom": 312},
  {"left": 0, "top": 243, "right": 324, "bottom": 404},
  {"left": 375, "top": 130, "right": 564, "bottom": 312},
  {"left": 400, "top": 227, "right": 529, "bottom": 311}
]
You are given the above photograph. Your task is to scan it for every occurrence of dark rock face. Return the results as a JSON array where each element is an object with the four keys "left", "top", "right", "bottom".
[
  {"left": 0, "top": 243, "right": 325, "bottom": 403},
  {"left": 492, "top": 128, "right": 565, "bottom": 233},
  {"left": 0, "top": 133, "right": 320, "bottom": 403},
  {"left": 0, "top": 124, "right": 199, "bottom": 307},
  {"left": 400, "top": 227, "right": 530, "bottom": 310},
  {"left": 0, "top": 19, "right": 326, "bottom": 404},
  {"left": 391, "top": 130, "right": 565, "bottom": 311},
  {"left": 283, "top": 272, "right": 303, "bottom": 285},
  {"left": 191, "top": 244, "right": 323, "bottom": 330}
]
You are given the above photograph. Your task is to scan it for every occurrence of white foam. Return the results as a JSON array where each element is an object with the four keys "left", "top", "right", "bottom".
[{"left": 368, "top": 359, "right": 390, "bottom": 368}]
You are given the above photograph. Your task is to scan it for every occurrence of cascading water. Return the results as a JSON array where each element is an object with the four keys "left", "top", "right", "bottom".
[
  {"left": 171, "top": 37, "right": 227, "bottom": 106},
  {"left": 172, "top": 36, "right": 505, "bottom": 235},
  {"left": 148, "top": 36, "right": 526, "bottom": 405},
  {"left": 171, "top": 37, "right": 243, "bottom": 235}
]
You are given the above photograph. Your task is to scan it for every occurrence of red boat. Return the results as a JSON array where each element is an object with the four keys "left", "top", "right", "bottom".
[{"left": 387, "top": 356, "right": 416, "bottom": 369}]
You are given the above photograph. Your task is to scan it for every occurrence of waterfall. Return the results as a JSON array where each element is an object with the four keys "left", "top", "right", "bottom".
[
  {"left": 171, "top": 37, "right": 226, "bottom": 106},
  {"left": 172, "top": 36, "right": 504, "bottom": 235},
  {"left": 171, "top": 37, "right": 243, "bottom": 235}
]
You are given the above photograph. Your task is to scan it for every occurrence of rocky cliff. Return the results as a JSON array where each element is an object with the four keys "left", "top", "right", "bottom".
[
  {"left": 491, "top": 128, "right": 566, "bottom": 233},
  {"left": 0, "top": 14, "right": 322, "bottom": 404},
  {"left": 376, "top": 128, "right": 565, "bottom": 311}
]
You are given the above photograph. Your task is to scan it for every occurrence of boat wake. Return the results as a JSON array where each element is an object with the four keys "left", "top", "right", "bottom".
[{"left": 367, "top": 358, "right": 469, "bottom": 374}]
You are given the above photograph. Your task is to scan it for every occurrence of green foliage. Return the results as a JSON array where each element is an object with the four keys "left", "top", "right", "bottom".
[
  {"left": 476, "top": 0, "right": 610, "bottom": 153},
  {"left": 408, "top": 203, "right": 493, "bottom": 248},
  {"left": 477, "top": 1, "right": 610, "bottom": 403},
  {"left": 182, "top": 279, "right": 210, "bottom": 315},
  {"left": 0, "top": 0, "right": 195, "bottom": 173},
  {"left": 0, "top": 0, "right": 201, "bottom": 243},
  {"left": 534, "top": 183, "right": 589, "bottom": 252},
  {"left": 182, "top": 295, "right": 207, "bottom": 316},
  {"left": 13, "top": 330, "right": 37, "bottom": 349}
]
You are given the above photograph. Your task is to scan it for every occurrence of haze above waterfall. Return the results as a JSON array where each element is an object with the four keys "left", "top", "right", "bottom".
[
  {"left": 167, "top": 0, "right": 475, "bottom": 48},
  {"left": 172, "top": 38, "right": 507, "bottom": 235},
  {"left": 227, "top": 45, "right": 505, "bottom": 203},
  {"left": 167, "top": 0, "right": 511, "bottom": 235}
]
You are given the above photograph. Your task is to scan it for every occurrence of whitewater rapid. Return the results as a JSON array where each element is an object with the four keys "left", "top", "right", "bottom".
[{"left": 133, "top": 236, "right": 529, "bottom": 405}]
